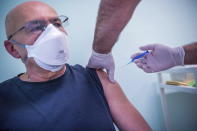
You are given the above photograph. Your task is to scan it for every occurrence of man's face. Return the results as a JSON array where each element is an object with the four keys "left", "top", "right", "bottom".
[{"left": 5, "top": 1, "right": 67, "bottom": 64}]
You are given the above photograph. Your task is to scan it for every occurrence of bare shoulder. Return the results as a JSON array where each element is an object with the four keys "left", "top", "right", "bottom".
[
  {"left": 96, "top": 69, "right": 118, "bottom": 87},
  {"left": 96, "top": 69, "right": 120, "bottom": 89}
]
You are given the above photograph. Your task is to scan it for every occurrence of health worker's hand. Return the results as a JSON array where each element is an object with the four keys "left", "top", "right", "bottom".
[
  {"left": 131, "top": 44, "right": 185, "bottom": 73},
  {"left": 87, "top": 50, "right": 115, "bottom": 82}
]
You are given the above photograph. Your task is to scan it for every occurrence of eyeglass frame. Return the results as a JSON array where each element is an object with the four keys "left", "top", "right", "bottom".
[{"left": 7, "top": 15, "right": 69, "bottom": 40}]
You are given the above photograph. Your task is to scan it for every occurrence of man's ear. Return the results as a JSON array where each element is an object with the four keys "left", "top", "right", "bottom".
[{"left": 4, "top": 40, "right": 21, "bottom": 58}]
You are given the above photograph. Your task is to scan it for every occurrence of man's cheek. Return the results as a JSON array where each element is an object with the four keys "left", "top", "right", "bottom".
[{"left": 25, "top": 31, "right": 42, "bottom": 45}]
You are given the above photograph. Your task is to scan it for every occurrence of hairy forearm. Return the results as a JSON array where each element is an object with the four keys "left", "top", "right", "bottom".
[
  {"left": 183, "top": 43, "right": 197, "bottom": 64},
  {"left": 93, "top": 0, "right": 141, "bottom": 53}
]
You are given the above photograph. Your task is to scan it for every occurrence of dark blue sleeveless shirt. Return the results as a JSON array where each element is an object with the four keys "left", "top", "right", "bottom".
[{"left": 0, "top": 64, "right": 115, "bottom": 131}]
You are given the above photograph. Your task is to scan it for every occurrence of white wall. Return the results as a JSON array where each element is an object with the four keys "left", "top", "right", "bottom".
[{"left": 1, "top": 0, "right": 197, "bottom": 130}]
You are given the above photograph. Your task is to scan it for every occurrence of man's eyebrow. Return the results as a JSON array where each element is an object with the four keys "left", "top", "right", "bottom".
[
  {"left": 25, "top": 19, "right": 44, "bottom": 24},
  {"left": 27, "top": 17, "right": 60, "bottom": 23},
  {"left": 50, "top": 17, "right": 61, "bottom": 22}
]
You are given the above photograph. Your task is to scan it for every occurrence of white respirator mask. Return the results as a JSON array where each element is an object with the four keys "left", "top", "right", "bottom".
[{"left": 10, "top": 24, "right": 69, "bottom": 72}]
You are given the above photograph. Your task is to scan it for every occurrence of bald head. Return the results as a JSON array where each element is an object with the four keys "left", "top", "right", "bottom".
[{"left": 5, "top": 1, "right": 58, "bottom": 39}]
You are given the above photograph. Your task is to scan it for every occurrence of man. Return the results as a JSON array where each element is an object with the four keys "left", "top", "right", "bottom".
[{"left": 0, "top": 1, "right": 151, "bottom": 131}]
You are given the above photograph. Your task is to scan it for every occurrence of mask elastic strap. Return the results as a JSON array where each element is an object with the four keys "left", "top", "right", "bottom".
[{"left": 9, "top": 40, "right": 26, "bottom": 48}]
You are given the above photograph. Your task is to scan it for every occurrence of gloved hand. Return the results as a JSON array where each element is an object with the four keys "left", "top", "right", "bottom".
[
  {"left": 131, "top": 44, "right": 185, "bottom": 73},
  {"left": 87, "top": 50, "right": 115, "bottom": 82}
]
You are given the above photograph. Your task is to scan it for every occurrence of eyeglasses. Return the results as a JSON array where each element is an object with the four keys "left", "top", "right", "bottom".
[{"left": 8, "top": 15, "right": 69, "bottom": 40}]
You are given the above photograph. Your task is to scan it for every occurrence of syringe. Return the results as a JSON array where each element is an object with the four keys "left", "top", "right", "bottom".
[{"left": 126, "top": 50, "right": 149, "bottom": 65}]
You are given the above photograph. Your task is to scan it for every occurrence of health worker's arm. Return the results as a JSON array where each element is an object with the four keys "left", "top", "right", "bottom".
[
  {"left": 96, "top": 70, "right": 152, "bottom": 131},
  {"left": 183, "top": 43, "right": 197, "bottom": 64},
  {"left": 93, "top": 0, "right": 141, "bottom": 53},
  {"left": 87, "top": 0, "right": 140, "bottom": 82}
]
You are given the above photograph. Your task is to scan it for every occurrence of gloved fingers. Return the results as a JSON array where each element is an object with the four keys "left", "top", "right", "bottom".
[
  {"left": 134, "top": 59, "right": 141, "bottom": 64},
  {"left": 139, "top": 44, "right": 156, "bottom": 51},
  {"left": 130, "top": 52, "right": 142, "bottom": 59},
  {"left": 142, "top": 65, "right": 153, "bottom": 73},
  {"left": 134, "top": 58, "right": 147, "bottom": 64},
  {"left": 140, "top": 58, "right": 147, "bottom": 64},
  {"left": 107, "top": 68, "right": 115, "bottom": 83},
  {"left": 134, "top": 58, "right": 153, "bottom": 72},
  {"left": 144, "top": 55, "right": 157, "bottom": 67},
  {"left": 135, "top": 62, "right": 144, "bottom": 69}
]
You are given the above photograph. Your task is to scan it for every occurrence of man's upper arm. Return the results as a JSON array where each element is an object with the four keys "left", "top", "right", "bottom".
[{"left": 96, "top": 70, "right": 151, "bottom": 131}]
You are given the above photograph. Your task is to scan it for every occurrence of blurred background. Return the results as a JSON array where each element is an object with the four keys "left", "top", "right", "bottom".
[{"left": 1, "top": 0, "right": 197, "bottom": 130}]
